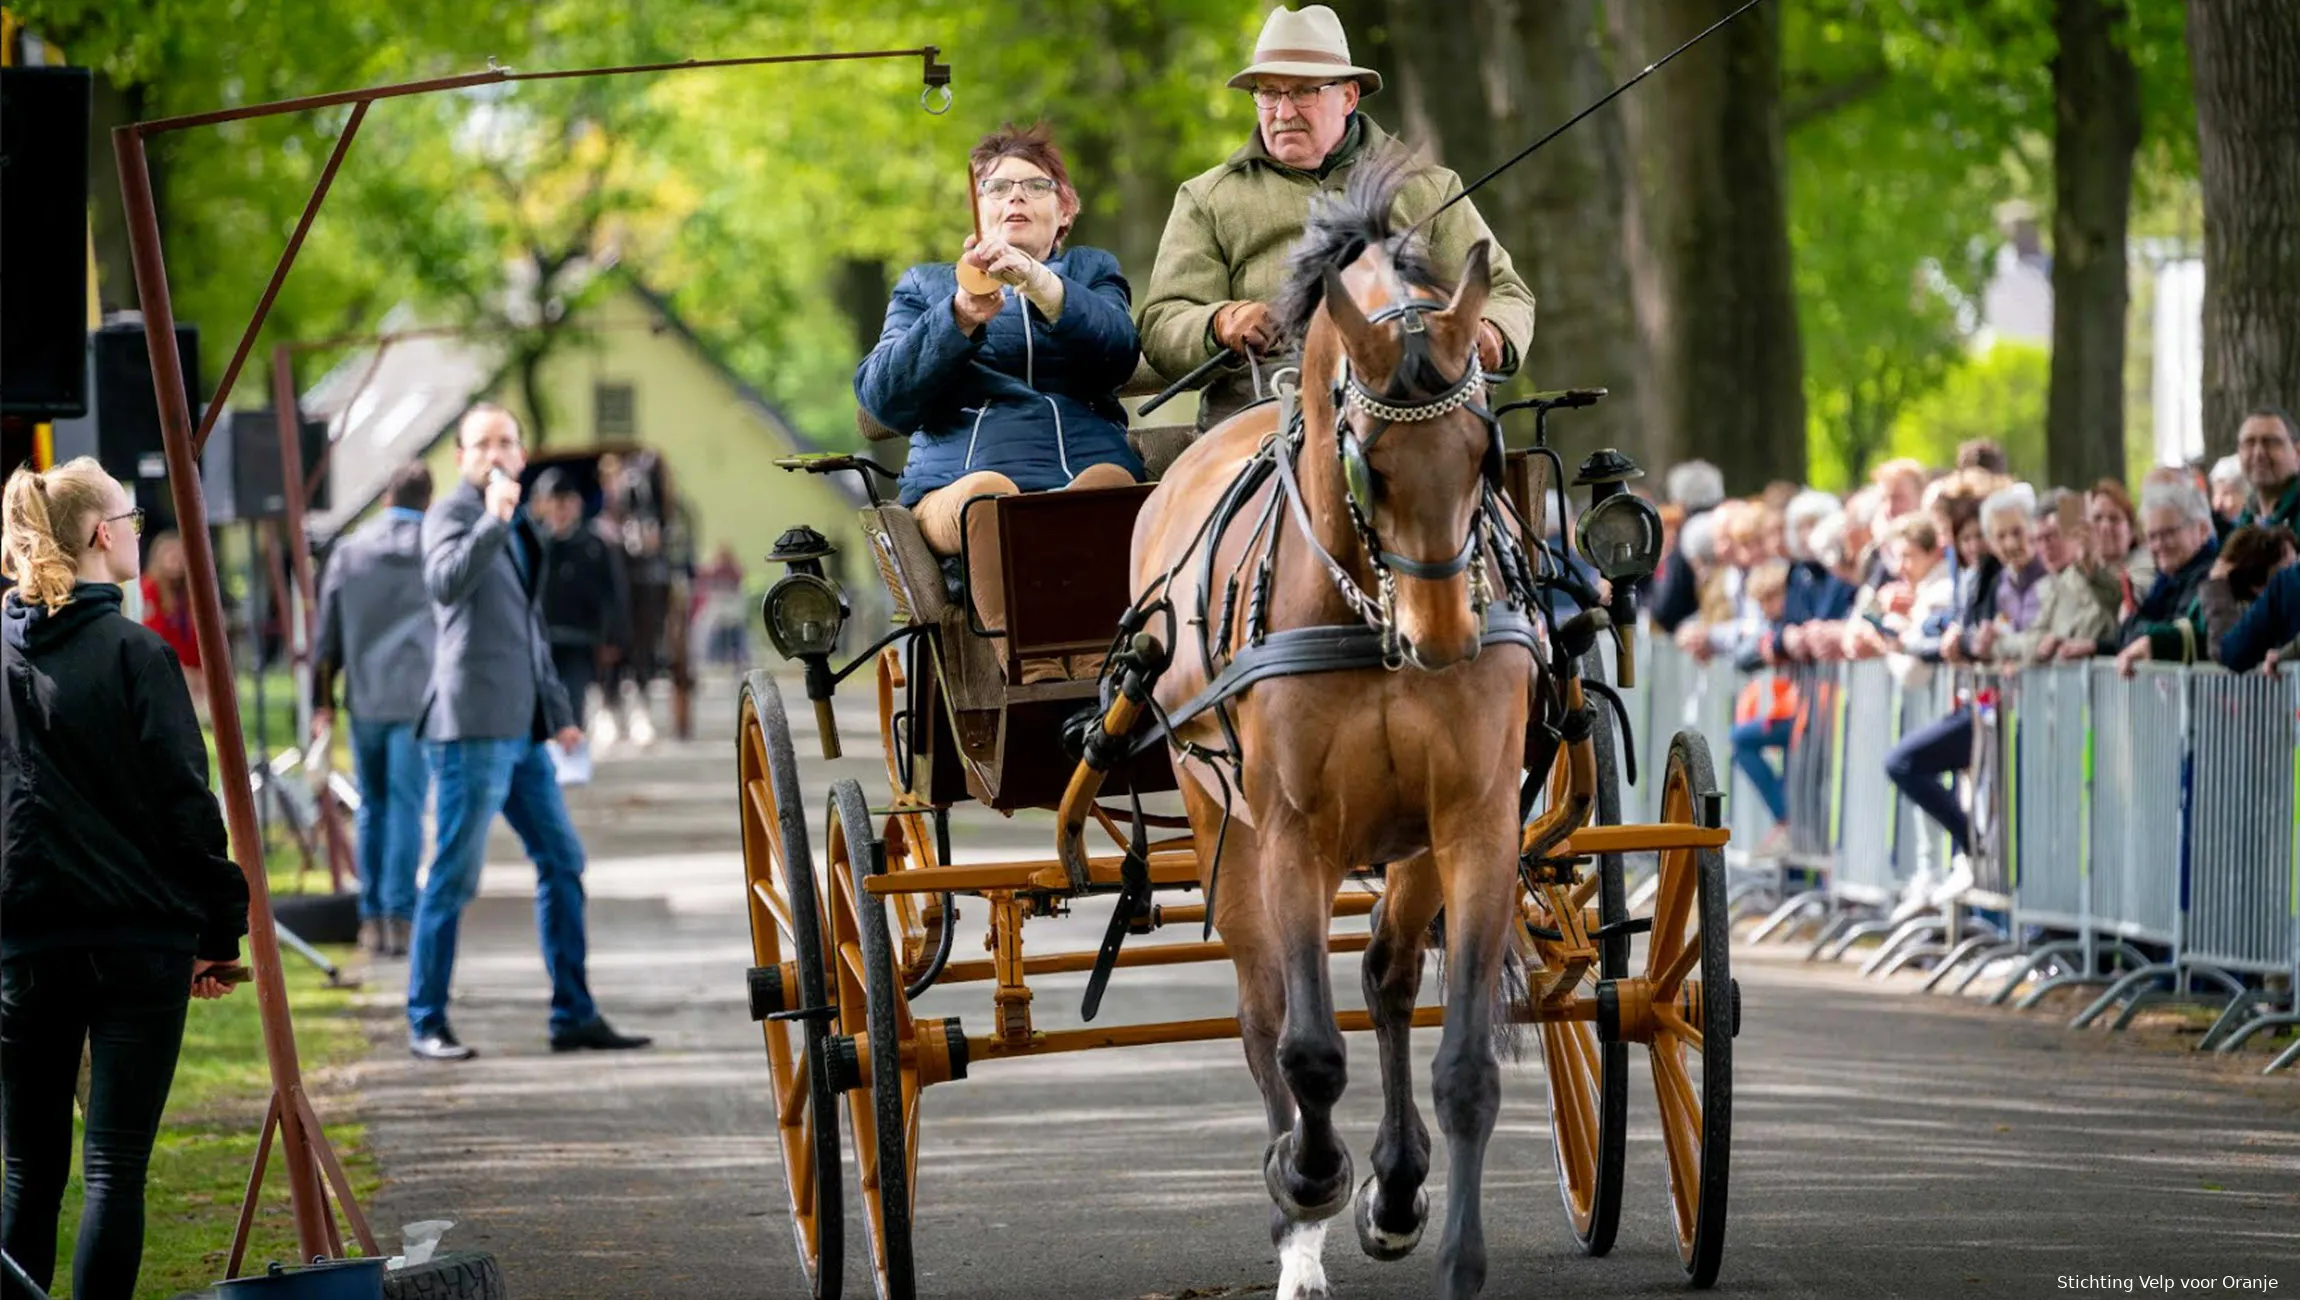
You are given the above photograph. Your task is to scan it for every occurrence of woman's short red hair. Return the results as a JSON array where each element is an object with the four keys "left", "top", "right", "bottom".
[{"left": 971, "top": 122, "right": 1080, "bottom": 246}]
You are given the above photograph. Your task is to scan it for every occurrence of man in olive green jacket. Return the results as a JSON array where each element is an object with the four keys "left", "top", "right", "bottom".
[{"left": 1137, "top": 4, "right": 1538, "bottom": 430}]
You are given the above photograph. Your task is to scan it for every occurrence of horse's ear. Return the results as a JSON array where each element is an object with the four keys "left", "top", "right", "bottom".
[
  {"left": 1322, "top": 264, "right": 1372, "bottom": 345},
  {"left": 1442, "top": 239, "right": 1493, "bottom": 336}
]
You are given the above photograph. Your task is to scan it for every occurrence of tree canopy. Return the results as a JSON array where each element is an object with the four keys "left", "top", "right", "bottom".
[{"left": 18, "top": 0, "right": 2223, "bottom": 489}]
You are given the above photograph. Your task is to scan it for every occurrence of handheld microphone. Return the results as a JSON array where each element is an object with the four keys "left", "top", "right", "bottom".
[{"left": 488, "top": 468, "right": 511, "bottom": 487}]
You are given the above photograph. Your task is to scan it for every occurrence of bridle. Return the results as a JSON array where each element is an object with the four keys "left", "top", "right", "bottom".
[
  {"left": 1332, "top": 296, "right": 1506, "bottom": 581},
  {"left": 1265, "top": 286, "right": 1541, "bottom": 666}
]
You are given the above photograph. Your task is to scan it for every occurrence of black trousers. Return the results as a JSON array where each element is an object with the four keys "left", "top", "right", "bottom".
[
  {"left": 1, "top": 946, "right": 192, "bottom": 1300},
  {"left": 551, "top": 645, "right": 597, "bottom": 727}
]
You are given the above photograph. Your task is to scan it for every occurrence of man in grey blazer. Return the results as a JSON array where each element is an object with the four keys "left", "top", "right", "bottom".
[
  {"left": 405, "top": 404, "right": 650, "bottom": 1061},
  {"left": 312, "top": 462, "right": 436, "bottom": 959}
]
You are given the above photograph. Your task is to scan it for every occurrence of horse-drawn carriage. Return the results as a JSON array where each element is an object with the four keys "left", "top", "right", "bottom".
[{"left": 737, "top": 198, "right": 1736, "bottom": 1300}]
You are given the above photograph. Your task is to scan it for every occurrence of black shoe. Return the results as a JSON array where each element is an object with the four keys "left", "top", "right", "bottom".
[
  {"left": 550, "top": 1016, "right": 653, "bottom": 1053},
  {"left": 410, "top": 1028, "right": 477, "bottom": 1062}
]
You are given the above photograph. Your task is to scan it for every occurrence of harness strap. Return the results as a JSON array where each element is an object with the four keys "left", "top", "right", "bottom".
[{"left": 1128, "top": 607, "right": 1543, "bottom": 761}]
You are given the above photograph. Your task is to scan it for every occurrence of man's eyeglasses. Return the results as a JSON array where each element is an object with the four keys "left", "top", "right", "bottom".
[
  {"left": 90, "top": 508, "right": 145, "bottom": 546},
  {"left": 977, "top": 176, "right": 1059, "bottom": 199},
  {"left": 2143, "top": 525, "right": 2190, "bottom": 548},
  {"left": 1250, "top": 82, "right": 1342, "bottom": 110}
]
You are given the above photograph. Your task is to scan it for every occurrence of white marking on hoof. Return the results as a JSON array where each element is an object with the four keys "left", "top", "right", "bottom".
[
  {"left": 1277, "top": 1220, "right": 1330, "bottom": 1300},
  {"left": 1354, "top": 1174, "right": 1428, "bottom": 1261}
]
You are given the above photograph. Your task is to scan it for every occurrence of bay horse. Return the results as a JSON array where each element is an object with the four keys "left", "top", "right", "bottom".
[{"left": 1129, "top": 154, "right": 1538, "bottom": 1300}]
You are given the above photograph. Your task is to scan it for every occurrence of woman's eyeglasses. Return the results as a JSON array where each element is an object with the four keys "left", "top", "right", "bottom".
[
  {"left": 90, "top": 508, "right": 145, "bottom": 546},
  {"left": 977, "top": 176, "right": 1058, "bottom": 199}
]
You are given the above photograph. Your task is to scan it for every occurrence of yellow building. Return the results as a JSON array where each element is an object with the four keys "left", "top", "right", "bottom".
[{"left": 304, "top": 271, "right": 885, "bottom": 644}]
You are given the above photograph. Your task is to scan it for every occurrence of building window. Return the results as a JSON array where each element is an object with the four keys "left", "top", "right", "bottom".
[{"left": 594, "top": 382, "right": 636, "bottom": 438}]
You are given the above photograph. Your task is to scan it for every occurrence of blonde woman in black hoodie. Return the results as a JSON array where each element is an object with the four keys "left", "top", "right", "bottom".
[{"left": 0, "top": 457, "right": 247, "bottom": 1300}]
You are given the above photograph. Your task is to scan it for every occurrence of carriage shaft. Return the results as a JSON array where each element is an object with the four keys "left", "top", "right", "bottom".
[
  {"left": 932, "top": 928, "right": 1374, "bottom": 986},
  {"left": 939, "top": 997, "right": 1594, "bottom": 1068},
  {"left": 862, "top": 849, "right": 1204, "bottom": 896},
  {"left": 1561, "top": 824, "right": 1729, "bottom": 854}
]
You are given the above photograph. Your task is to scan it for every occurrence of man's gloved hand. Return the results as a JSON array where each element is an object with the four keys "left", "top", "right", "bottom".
[{"left": 1212, "top": 301, "right": 1278, "bottom": 356}]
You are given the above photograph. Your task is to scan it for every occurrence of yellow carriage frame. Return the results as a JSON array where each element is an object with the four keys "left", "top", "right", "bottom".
[{"left": 741, "top": 410, "right": 1738, "bottom": 1300}]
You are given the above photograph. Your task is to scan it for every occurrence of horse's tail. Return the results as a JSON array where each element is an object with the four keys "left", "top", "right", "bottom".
[{"left": 1427, "top": 910, "right": 1532, "bottom": 1063}]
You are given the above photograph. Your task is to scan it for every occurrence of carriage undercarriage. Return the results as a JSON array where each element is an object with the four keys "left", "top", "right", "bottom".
[{"left": 741, "top": 397, "right": 1737, "bottom": 1299}]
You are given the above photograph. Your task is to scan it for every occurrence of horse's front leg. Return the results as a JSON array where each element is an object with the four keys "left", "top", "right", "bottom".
[
  {"left": 1261, "top": 821, "right": 1355, "bottom": 1228},
  {"left": 1356, "top": 855, "right": 1443, "bottom": 1262},
  {"left": 1429, "top": 813, "right": 1524, "bottom": 1300},
  {"left": 1185, "top": 775, "right": 1331, "bottom": 1300}
]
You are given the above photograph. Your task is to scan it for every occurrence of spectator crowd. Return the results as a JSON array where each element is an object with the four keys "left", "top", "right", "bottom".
[{"left": 1642, "top": 408, "right": 2300, "bottom": 921}]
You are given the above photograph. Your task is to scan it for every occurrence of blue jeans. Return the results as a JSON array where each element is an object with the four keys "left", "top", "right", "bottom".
[
  {"left": 1884, "top": 706, "right": 1973, "bottom": 856},
  {"left": 407, "top": 738, "right": 597, "bottom": 1039},
  {"left": 1730, "top": 716, "right": 1792, "bottom": 825},
  {"left": 351, "top": 719, "right": 425, "bottom": 923}
]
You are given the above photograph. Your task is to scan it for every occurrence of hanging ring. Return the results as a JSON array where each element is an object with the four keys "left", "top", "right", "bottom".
[{"left": 921, "top": 83, "right": 953, "bottom": 115}]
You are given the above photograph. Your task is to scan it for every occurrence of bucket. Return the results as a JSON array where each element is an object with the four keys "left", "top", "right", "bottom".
[{"left": 214, "top": 1256, "right": 386, "bottom": 1300}]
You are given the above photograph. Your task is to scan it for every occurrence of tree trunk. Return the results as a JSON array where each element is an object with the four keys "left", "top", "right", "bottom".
[
  {"left": 832, "top": 259, "right": 890, "bottom": 359},
  {"left": 1329, "top": 0, "right": 1656, "bottom": 472},
  {"left": 518, "top": 345, "right": 552, "bottom": 447},
  {"left": 2046, "top": 0, "right": 2141, "bottom": 489},
  {"left": 1499, "top": 0, "right": 1654, "bottom": 473},
  {"left": 1609, "top": 0, "right": 1805, "bottom": 493},
  {"left": 2186, "top": 0, "right": 2300, "bottom": 456}
]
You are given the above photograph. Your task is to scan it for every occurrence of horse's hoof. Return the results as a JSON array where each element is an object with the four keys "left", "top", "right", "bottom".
[
  {"left": 1264, "top": 1131, "right": 1354, "bottom": 1222},
  {"left": 1353, "top": 1174, "right": 1428, "bottom": 1261}
]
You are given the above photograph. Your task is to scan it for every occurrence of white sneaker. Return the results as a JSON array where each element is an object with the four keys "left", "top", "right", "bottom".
[
  {"left": 1930, "top": 855, "right": 1974, "bottom": 907},
  {"left": 1978, "top": 954, "right": 2030, "bottom": 983},
  {"left": 628, "top": 707, "right": 657, "bottom": 749},
  {"left": 1889, "top": 869, "right": 1937, "bottom": 924},
  {"left": 593, "top": 708, "right": 622, "bottom": 755}
]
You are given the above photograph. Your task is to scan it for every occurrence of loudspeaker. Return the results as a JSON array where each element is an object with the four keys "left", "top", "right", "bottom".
[
  {"left": 203, "top": 408, "right": 330, "bottom": 522},
  {"left": 0, "top": 67, "right": 94, "bottom": 419},
  {"left": 92, "top": 321, "right": 201, "bottom": 482}
]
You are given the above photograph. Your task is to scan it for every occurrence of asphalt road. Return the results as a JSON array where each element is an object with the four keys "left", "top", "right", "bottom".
[{"left": 350, "top": 673, "right": 2300, "bottom": 1300}]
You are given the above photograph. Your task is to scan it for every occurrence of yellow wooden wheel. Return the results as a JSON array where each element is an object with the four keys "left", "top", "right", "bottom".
[
  {"left": 736, "top": 674, "right": 842, "bottom": 1297},
  {"left": 828, "top": 778, "right": 920, "bottom": 1300},
  {"left": 1647, "top": 730, "right": 1735, "bottom": 1288},
  {"left": 1527, "top": 665, "right": 1628, "bottom": 1256}
]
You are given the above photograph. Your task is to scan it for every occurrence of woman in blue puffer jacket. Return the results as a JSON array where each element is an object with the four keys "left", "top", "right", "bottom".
[{"left": 855, "top": 123, "right": 1143, "bottom": 679}]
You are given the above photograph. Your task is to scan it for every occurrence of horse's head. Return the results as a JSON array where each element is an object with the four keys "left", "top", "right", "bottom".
[{"left": 1279, "top": 156, "right": 1500, "bottom": 671}]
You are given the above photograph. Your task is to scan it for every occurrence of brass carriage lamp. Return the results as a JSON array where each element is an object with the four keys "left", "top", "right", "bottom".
[
  {"left": 1571, "top": 449, "right": 1660, "bottom": 688},
  {"left": 1570, "top": 450, "right": 1661, "bottom": 583},
  {"left": 764, "top": 525, "right": 849, "bottom": 758}
]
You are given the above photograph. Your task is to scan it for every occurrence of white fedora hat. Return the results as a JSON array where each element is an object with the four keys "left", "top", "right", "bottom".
[{"left": 1227, "top": 4, "right": 1382, "bottom": 95}]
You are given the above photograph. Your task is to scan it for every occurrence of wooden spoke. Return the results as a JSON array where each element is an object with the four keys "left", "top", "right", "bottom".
[
  {"left": 1656, "top": 1004, "right": 1706, "bottom": 1054},
  {"left": 1651, "top": 1043, "right": 1702, "bottom": 1250},
  {"left": 1655, "top": 926, "right": 1702, "bottom": 996}
]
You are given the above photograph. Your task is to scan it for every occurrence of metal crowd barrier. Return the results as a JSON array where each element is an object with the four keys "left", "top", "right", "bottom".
[{"left": 1632, "top": 632, "right": 2300, "bottom": 1074}]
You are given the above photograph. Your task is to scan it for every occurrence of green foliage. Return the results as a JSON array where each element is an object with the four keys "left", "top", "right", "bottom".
[
  {"left": 19, "top": 0, "right": 2198, "bottom": 473},
  {"left": 1887, "top": 341, "right": 2052, "bottom": 479},
  {"left": 1784, "top": 0, "right": 2196, "bottom": 488}
]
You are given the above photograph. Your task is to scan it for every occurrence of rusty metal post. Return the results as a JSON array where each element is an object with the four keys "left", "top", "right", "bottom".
[
  {"left": 273, "top": 345, "right": 354, "bottom": 893},
  {"left": 113, "top": 125, "right": 338, "bottom": 1266}
]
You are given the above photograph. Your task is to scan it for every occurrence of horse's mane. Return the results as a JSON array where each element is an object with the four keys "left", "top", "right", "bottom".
[{"left": 1272, "top": 143, "right": 1447, "bottom": 348}]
